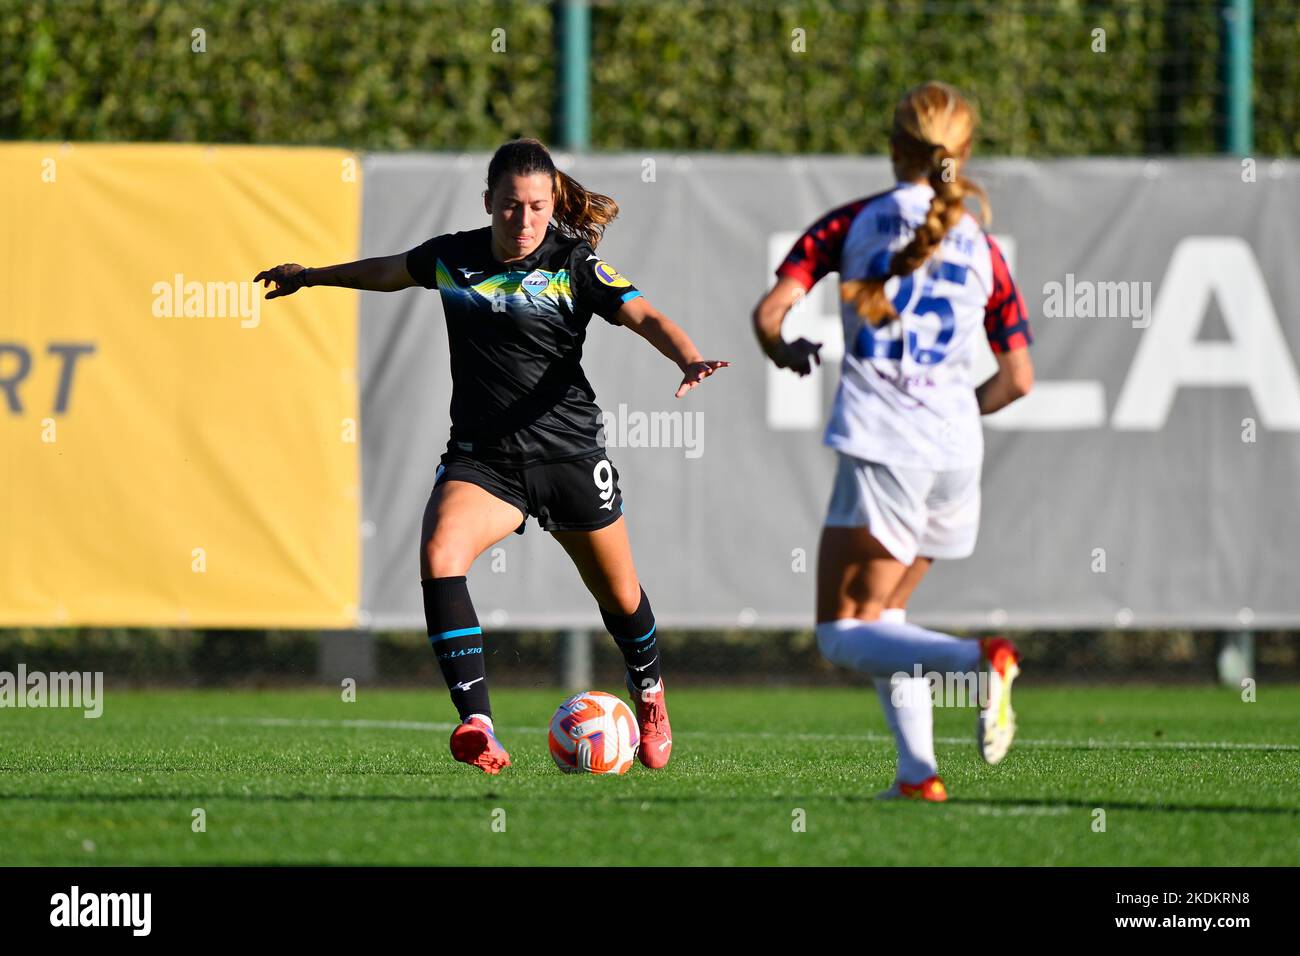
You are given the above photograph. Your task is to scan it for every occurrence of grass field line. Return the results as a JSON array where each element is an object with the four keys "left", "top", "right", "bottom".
[
  {"left": 942, "top": 804, "right": 1075, "bottom": 817},
  {"left": 211, "top": 716, "right": 1300, "bottom": 753}
]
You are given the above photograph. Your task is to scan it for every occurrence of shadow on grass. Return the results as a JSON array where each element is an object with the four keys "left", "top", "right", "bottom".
[
  {"left": 940, "top": 795, "right": 1300, "bottom": 816},
  {"left": 1, "top": 792, "right": 1297, "bottom": 816}
]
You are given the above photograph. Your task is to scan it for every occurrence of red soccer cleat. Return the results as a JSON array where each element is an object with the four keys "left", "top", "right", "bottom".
[
  {"left": 877, "top": 775, "right": 948, "bottom": 802},
  {"left": 978, "top": 636, "right": 1022, "bottom": 765},
  {"left": 449, "top": 716, "right": 511, "bottom": 775},
  {"left": 626, "top": 676, "right": 673, "bottom": 769}
]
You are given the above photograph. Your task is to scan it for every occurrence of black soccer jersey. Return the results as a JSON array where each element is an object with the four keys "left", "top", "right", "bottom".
[{"left": 405, "top": 225, "right": 643, "bottom": 466}]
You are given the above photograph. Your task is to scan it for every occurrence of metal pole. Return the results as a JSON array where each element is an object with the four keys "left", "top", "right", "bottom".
[
  {"left": 1221, "top": 0, "right": 1253, "bottom": 154},
  {"left": 1217, "top": 631, "right": 1255, "bottom": 688},
  {"left": 1217, "top": 2, "right": 1254, "bottom": 682},
  {"left": 555, "top": 0, "right": 591, "bottom": 150},
  {"left": 557, "top": 628, "right": 593, "bottom": 691}
]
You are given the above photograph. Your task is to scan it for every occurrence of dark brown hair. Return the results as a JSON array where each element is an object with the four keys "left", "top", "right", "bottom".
[{"left": 485, "top": 138, "right": 619, "bottom": 248}]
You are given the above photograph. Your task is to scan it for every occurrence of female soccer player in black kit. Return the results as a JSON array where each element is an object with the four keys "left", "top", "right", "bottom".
[{"left": 255, "top": 139, "right": 727, "bottom": 774}]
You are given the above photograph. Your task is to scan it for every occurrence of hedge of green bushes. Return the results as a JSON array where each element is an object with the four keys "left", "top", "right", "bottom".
[
  {"left": 2, "top": 0, "right": 1293, "bottom": 155},
  {"left": 1, "top": 0, "right": 554, "bottom": 149}
]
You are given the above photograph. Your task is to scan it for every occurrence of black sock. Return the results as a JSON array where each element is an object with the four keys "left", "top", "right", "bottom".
[
  {"left": 422, "top": 576, "right": 491, "bottom": 722},
  {"left": 601, "top": 587, "right": 661, "bottom": 692}
]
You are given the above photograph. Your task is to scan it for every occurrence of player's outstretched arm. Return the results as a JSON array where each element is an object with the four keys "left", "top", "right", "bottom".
[
  {"left": 976, "top": 346, "right": 1034, "bottom": 414},
  {"left": 254, "top": 254, "right": 419, "bottom": 299},
  {"left": 616, "top": 296, "right": 730, "bottom": 399},
  {"left": 752, "top": 276, "right": 822, "bottom": 376}
]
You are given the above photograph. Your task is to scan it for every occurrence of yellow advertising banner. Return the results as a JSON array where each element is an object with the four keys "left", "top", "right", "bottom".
[{"left": 0, "top": 144, "right": 361, "bottom": 627}]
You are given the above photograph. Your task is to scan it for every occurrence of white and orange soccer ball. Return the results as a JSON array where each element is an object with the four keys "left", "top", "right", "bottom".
[{"left": 548, "top": 690, "right": 640, "bottom": 774}]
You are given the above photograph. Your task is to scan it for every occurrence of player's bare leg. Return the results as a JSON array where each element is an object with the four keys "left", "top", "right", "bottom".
[
  {"left": 553, "top": 517, "right": 672, "bottom": 768},
  {"left": 884, "top": 557, "right": 933, "bottom": 614},
  {"left": 550, "top": 515, "right": 642, "bottom": 615},
  {"left": 815, "top": 525, "right": 909, "bottom": 625},
  {"left": 421, "top": 480, "right": 525, "bottom": 774}
]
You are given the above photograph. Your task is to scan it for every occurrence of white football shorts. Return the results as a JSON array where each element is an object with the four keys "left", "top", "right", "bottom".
[{"left": 824, "top": 452, "right": 982, "bottom": 565}]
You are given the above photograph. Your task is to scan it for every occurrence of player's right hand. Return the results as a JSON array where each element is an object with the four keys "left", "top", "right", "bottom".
[
  {"left": 771, "top": 337, "right": 822, "bottom": 376},
  {"left": 254, "top": 263, "right": 310, "bottom": 299}
]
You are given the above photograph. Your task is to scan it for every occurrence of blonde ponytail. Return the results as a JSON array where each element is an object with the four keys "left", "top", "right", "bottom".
[{"left": 842, "top": 82, "right": 991, "bottom": 327}]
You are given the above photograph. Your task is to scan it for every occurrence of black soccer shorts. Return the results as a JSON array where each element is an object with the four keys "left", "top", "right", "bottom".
[{"left": 432, "top": 451, "right": 624, "bottom": 534}]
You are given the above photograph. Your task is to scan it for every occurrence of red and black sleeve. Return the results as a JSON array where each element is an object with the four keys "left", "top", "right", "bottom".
[
  {"left": 774, "top": 197, "right": 873, "bottom": 291},
  {"left": 983, "top": 234, "right": 1033, "bottom": 353}
]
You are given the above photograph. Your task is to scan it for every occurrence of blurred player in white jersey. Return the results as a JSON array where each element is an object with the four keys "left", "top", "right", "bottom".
[{"left": 752, "top": 82, "right": 1035, "bottom": 801}]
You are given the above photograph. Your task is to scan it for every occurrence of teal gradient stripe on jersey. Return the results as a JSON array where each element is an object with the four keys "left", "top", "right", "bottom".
[
  {"left": 428, "top": 625, "right": 482, "bottom": 643},
  {"left": 434, "top": 259, "right": 574, "bottom": 305}
]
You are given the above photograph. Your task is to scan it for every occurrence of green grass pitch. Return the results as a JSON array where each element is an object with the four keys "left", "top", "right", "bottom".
[{"left": 1, "top": 685, "right": 1297, "bottom": 865}]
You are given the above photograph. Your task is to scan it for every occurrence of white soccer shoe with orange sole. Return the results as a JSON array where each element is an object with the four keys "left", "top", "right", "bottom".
[{"left": 978, "top": 637, "right": 1022, "bottom": 765}]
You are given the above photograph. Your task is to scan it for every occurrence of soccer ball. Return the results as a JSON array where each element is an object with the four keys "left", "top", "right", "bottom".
[{"left": 548, "top": 690, "right": 640, "bottom": 774}]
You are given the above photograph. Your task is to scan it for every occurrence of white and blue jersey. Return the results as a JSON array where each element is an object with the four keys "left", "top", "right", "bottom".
[{"left": 778, "top": 181, "right": 1031, "bottom": 470}]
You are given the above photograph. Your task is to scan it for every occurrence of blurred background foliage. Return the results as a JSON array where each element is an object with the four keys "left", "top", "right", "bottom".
[{"left": 1, "top": 0, "right": 1295, "bottom": 156}]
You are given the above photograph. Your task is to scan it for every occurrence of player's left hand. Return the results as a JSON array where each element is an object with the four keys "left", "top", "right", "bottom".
[{"left": 675, "top": 360, "right": 730, "bottom": 398}]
